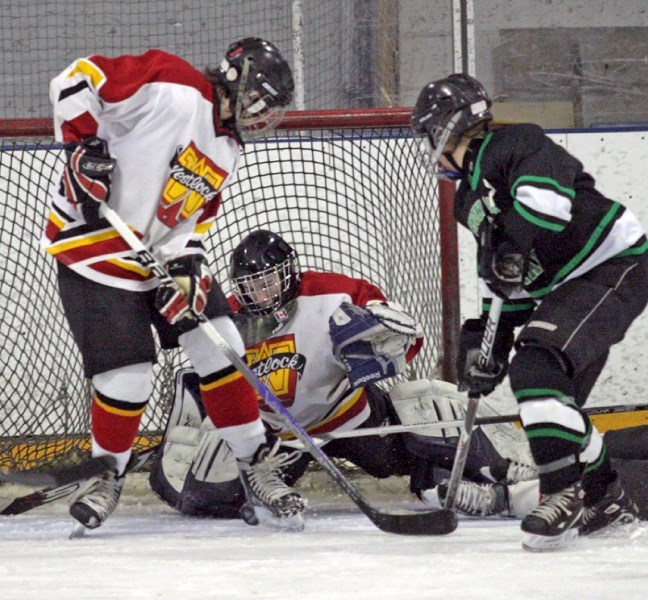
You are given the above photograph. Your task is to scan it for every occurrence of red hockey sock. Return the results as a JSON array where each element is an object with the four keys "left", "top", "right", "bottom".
[
  {"left": 91, "top": 391, "right": 147, "bottom": 453},
  {"left": 199, "top": 365, "right": 260, "bottom": 428}
]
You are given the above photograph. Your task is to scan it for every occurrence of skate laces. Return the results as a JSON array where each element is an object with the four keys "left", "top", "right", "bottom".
[
  {"left": 532, "top": 486, "right": 579, "bottom": 523},
  {"left": 69, "top": 470, "right": 123, "bottom": 515},
  {"left": 246, "top": 441, "right": 301, "bottom": 504},
  {"left": 453, "top": 482, "right": 496, "bottom": 515},
  {"left": 582, "top": 504, "right": 601, "bottom": 525}
]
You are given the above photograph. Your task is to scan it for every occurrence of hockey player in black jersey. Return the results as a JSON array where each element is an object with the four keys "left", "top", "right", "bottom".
[{"left": 412, "top": 73, "right": 648, "bottom": 552}]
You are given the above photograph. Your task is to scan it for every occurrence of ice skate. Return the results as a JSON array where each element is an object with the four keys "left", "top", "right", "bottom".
[
  {"left": 68, "top": 468, "right": 125, "bottom": 533},
  {"left": 581, "top": 477, "right": 638, "bottom": 536},
  {"left": 436, "top": 480, "right": 510, "bottom": 517},
  {"left": 521, "top": 482, "right": 583, "bottom": 552},
  {"left": 237, "top": 436, "right": 305, "bottom": 531}
]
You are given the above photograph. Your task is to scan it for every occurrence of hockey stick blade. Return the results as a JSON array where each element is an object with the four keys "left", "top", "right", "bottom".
[
  {"left": 0, "top": 446, "right": 159, "bottom": 516},
  {"left": 0, "top": 482, "right": 82, "bottom": 516},
  {"left": 362, "top": 501, "right": 458, "bottom": 535},
  {"left": 0, "top": 455, "right": 117, "bottom": 488}
]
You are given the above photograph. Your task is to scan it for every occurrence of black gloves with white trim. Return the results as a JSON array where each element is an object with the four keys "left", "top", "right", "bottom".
[{"left": 62, "top": 136, "right": 116, "bottom": 226}]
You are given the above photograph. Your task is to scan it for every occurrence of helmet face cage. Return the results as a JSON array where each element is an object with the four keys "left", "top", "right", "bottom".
[
  {"left": 232, "top": 256, "right": 300, "bottom": 316},
  {"left": 233, "top": 59, "right": 287, "bottom": 138},
  {"left": 412, "top": 74, "right": 492, "bottom": 178},
  {"left": 219, "top": 38, "right": 294, "bottom": 137},
  {"left": 229, "top": 230, "right": 301, "bottom": 316},
  {"left": 414, "top": 112, "right": 463, "bottom": 179}
]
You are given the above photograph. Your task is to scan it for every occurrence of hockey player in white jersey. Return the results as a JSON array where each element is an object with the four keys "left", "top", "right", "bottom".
[
  {"left": 149, "top": 230, "right": 535, "bottom": 521},
  {"left": 41, "top": 39, "right": 301, "bottom": 532}
]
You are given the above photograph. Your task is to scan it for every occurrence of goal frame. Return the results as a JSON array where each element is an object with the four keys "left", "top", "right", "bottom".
[{"left": 0, "top": 107, "right": 460, "bottom": 472}]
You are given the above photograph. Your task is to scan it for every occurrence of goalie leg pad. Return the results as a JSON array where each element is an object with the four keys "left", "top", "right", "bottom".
[
  {"left": 166, "top": 368, "right": 205, "bottom": 431},
  {"left": 150, "top": 421, "right": 244, "bottom": 517},
  {"left": 390, "top": 378, "right": 465, "bottom": 438},
  {"left": 150, "top": 368, "right": 244, "bottom": 517},
  {"left": 149, "top": 425, "right": 201, "bottom": 509},
  {"left": 178, "top": 422, "right": 245, "bottom": 518},
  {"left": 508, "top": 479, "right": 541, "bottom": 519},
  {"left": 389, "top": 379, "right": 508, "bottom": 492}
]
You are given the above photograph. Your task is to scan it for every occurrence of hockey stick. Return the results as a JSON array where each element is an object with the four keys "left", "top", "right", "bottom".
[
  {"left": 0, "top": 455, "right": 116, "bottom": 487},
  {"left": 99, "top": 203, "right": 456, "bottom": 535},
  {"left": 443, "top": 296, "right": 504, "bottom": 514},
  {"left": 306, "top": 402, "right": 648, "bottom": 442},
  {"left": 0, "top": 445, "right": 159, "bottom": 516}
]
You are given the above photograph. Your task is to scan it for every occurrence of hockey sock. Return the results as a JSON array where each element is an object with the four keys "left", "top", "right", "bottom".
[
  {"left": 510, "top": 345, "right": 585, "bottom": 495},
  {"left": 198, "top": 365, "right": 266, "bottom": 459},
  {"left": 91, "top": 391, "right": 147, "bottom": 471}
]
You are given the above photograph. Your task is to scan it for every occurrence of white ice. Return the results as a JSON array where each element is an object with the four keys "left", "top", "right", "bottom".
[{"left": 2, "top": 475, "right": 648, "bottom": 600}]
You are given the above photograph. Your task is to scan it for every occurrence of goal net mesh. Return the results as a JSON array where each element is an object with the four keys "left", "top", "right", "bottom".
[
  {"left": 3, "top": 0, "right": 399, "bottom": 119},
  {"left": 0, "top": 112, "right": 446, "bottom": 471}
]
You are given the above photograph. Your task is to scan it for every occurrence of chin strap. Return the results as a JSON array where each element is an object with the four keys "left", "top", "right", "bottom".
[
  {"left": 439, "top": 151, "right": 465, "bottom": 180},
  {"left": 439, "top": 135, "right": 486, "bottom": 181}
]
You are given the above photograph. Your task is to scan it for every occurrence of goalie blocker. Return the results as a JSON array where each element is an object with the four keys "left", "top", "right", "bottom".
[{"left": 150, "top": 369, "right": 529, "bottom": 517}]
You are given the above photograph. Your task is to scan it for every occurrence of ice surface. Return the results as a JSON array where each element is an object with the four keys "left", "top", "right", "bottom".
[{"left": 1, "top": 476, "right": 648, "bottom": 600}]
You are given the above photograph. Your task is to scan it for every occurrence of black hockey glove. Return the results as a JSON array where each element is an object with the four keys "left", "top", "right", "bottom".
[
  {"left": 62, "top": 136, "right": 116, "bottom": 226},
  {"left": 477, "top": 221, "right": 527, "bottom": 298},
  {"left": 455, "top": 317, "right": 514, "bottom": 396},
  {"left": 155, "top": 255, "right": 213, "bottom": 333}
]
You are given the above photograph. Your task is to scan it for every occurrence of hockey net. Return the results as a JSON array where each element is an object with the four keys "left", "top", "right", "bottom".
[{"left": 0, "top": 110, "right": 459, "bottom": 472}]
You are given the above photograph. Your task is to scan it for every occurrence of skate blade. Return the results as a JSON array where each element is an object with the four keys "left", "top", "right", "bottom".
[
  {"left": 522, "top": 528, "right": 578, "bottom": 552},
  {"left": 582, "top": 516, "right": 643, "bottom": 539},
  {"left": 418, "top": 487, "right": 443, "bottom": 510},
  {"left": 254, "top": 506, "right": 305, "bottom": 532},
  {"left": 69, "top": 522, "right": 88, "bottom": 539}
]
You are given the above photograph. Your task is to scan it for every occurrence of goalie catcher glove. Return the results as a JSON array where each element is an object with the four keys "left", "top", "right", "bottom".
[
  {"left": 456, "top": 317, "right": 514, "bottom": 396},
  {"left": 61, "top": 136, "right": 116, "bottom": 226},
  {"left": 155, "top": 254, "right": 213, "bottom": 332},
  {"left": 329, "top": 301, "right": 420, "bottom": 389}
]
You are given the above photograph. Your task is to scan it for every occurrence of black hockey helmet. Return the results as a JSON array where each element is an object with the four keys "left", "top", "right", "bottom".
[
  {"left": 229, "top": 229, "right": 301, "bottom": 316},
  {"left": 214, "top": 37, "right": 294, "bottom": 136},
  {"left": 411, "top": 73, "right": 492, "bottom": 178}
]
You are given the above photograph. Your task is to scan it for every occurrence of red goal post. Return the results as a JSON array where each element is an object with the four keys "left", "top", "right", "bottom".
[{"left": 0, "top": 108, "right": 459, "bottom": 471}]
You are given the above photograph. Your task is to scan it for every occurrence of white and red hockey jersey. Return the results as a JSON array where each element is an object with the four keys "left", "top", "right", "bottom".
[
  {"left": 231, "top": 271, "right": 424, "bottom": 438},
  {"left": 41, "top": 50, "right": 241, "bottom": 291}
]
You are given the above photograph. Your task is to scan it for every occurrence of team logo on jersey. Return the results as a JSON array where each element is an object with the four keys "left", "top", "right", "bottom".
[
  {"left": 467, "top": 179, "right": 501, "bottom": 236},
  {"left": 157, "top": 142, "right": 227, "bottom": 227},
  {"left": 245, "top": 333, "right": 306, "bottom": 409}
]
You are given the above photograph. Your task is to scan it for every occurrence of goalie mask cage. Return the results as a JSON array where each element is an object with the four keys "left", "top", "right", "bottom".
[{"left": 0, "top": 110, "right": 459, "bottom": 472}]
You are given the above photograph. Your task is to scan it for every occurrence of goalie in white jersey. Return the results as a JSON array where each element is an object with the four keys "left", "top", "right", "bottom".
[
  {"left": 40, "top": 39, "right": 304, "bottom": 532},
  {"left": 150, "top": 230, "right": 535, "bottom": 520}
]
